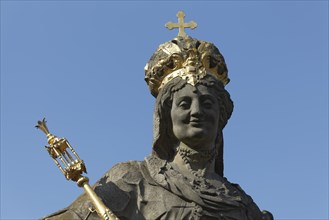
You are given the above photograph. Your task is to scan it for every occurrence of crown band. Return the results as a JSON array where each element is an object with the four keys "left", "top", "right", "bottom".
[{"left": 159, "top": 65, "right": 224, "bottom": 91}]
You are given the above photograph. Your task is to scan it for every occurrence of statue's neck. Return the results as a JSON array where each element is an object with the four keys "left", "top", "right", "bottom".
[{"left": 172, "top": 142, "right": 217, "bottom": 178}]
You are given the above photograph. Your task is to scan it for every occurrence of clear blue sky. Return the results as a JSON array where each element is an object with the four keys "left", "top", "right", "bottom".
[{"left": 1, "top": 1, "right": 328, "bottom": 219}]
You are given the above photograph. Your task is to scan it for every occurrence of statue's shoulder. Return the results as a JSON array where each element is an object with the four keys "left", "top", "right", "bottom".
[
  {"left": 42, "top": 160, "right": 147, "bottom": 220},
  {"left": 102, "top": 160, "right": 146, "bottom": 185},
  {"left": 227, "top": 180, "right": 274, "bottom": 220}
]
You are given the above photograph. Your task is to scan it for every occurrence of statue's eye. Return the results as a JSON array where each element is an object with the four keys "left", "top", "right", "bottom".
[
  {"left": 202, "top": 99, "right": 215, "bottom": 109},
  {"left": 178, "top": 100, "right": 191, "bottom": 109}
]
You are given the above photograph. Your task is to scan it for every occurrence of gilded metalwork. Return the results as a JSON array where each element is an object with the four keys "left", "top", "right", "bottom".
[
  {"left": 144, "top": 36, "right": 229, "bottom": 97},
  {"left": 165, "top": 11, "right": 197, "bottom": 37},
  {"left": 36, "top": 118, "right": 119, "bottom": 220}
]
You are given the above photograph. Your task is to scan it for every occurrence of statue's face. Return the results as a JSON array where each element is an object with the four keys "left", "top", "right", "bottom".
[{"left": 171, "top": 83, "right": 219, "bottom": 150}]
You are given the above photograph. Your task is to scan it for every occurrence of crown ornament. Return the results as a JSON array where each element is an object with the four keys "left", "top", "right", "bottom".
[{"left": 144, "top": 11, "right": 229, "bottom": 97}]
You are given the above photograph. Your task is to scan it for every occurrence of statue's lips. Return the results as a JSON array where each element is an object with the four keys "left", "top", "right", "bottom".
[{"left": 189, "top": 120, "right": 204, "bottom": 127}]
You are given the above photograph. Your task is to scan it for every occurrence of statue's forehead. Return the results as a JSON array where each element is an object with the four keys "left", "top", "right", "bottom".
[{"left": 173, "top": 84, "right": 214, "bottom": 98}]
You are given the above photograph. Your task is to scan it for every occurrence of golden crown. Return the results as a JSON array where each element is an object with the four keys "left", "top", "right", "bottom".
[{"left": 144, "top": 11, "right": 229, "bottom": 97}]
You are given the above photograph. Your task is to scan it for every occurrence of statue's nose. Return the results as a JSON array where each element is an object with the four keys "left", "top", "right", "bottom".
[{"left": 190, "top": 100, "right": 203, "bottom": 117}]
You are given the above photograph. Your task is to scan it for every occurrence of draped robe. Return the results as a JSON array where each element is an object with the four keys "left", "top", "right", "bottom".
[{"left": 43, "top": 155, "right": 271, "bottom": 220}]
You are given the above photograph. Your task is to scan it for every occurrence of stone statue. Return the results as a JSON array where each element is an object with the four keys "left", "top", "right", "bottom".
[{"left": 43, "top": 12, "right": 273, "bottom": 220}]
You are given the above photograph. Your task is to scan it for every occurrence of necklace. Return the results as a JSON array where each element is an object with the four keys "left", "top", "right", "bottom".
[
  {"left": 177, "top": 145, "right": 217, "bottom": 177},
  {"left": 176, "top": 145, "right": 227, "bottom": 199}
]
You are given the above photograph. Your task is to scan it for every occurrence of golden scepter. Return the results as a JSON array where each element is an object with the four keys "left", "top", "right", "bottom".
[{"left": 36, "top": 118, "right": 119, "bottom": 220}]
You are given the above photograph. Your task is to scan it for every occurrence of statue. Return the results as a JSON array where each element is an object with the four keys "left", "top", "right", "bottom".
[{"left": 41, "top": 11, "right": 273, "bottom": 220}]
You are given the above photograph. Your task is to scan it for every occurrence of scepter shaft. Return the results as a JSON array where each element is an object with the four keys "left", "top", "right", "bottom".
[{"left": 77, "top": 177, "right": 118, "bottom": 220}]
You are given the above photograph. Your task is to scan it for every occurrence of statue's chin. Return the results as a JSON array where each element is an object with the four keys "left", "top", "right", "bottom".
[{"left": 180, "top": 129, "right": 215, "bottom": 150}]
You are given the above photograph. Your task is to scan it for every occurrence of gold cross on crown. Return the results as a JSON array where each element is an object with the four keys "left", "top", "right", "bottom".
[{"left": 165, "top": 11, "right": 197, "bottom": 37}]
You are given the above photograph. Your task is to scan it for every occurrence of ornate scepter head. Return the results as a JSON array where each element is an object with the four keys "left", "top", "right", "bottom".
[{"left": 36, "top": 118, "right": 87, "bottom": 182}]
